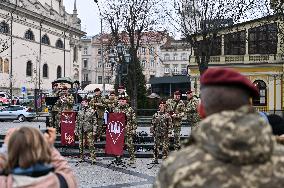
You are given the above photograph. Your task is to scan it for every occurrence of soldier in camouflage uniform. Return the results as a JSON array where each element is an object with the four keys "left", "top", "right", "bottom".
[
  {"left": 117, "top": 85, "right": 129, "bottom": 100},
  {"left": 154, "top": 68, "right": 284, "bottom": 188},
  {"left": 166, "top": 91, "right": 185, "bottom": 150},
  {"left": 106, "top": 91, "right": 117, "bottom": 113},
  {"left": 150, "top": 100, "right": 172, "bottom": 163},
  {"left": 89, "top": 88, "right": 107, "bottom": 141},
  {"left": 185, "top": 90, "right": 201, "bottom": 130},
  {"left": 75, "top": 99, "right": 97, "bottom": 164},
  {"left": 114, "top": 97, "right": 137, "bottom": 164},
  {"left": 49, "top": 83, "right": 60, "bottom": 129}
]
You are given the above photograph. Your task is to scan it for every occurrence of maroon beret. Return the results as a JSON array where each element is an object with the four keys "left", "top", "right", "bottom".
[
  {"left": 174, "top": 91, "right": 181, "bottom": 95},
  {"left": 118, "top": 85, "right": 125, "bottom": 89},
  {"left": 62, "top": 86, "right": 68, "bottom": 90},
  {"left": 118, "top": 96, "right": 127, "bottom": 100},
  {"left": 94, "top": 88, "right": 101, "bottom": 92},
  {"left": 200, "top": 68, "right": 259, "bottom": 97},
  {"left": 186, "top": 90, "right": 193, "bottom": 94},
  {"left": 159, "top": 100, "right": 166, "bottom": 105},
  {"left": 110, "top": 91, "right": 115, "bottom": 95}
]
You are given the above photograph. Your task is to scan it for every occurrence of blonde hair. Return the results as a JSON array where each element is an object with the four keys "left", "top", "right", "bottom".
[{"left": 6, "top": 127, "right": 52, "bottom": 171}]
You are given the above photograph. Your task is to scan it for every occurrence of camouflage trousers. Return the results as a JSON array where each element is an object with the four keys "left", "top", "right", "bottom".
[
  {"left": 153, "top": 135, "right": 169, "bottom": 160},
  {"left": 96, "top": 118, "right": 104, "bottom": 140},
  {"left": 49, "top": 112, "right": 60, "bottom": 133},
  {"left": 79, "top": 131, "right": 96, "bottom": 162},
  {"left": 173, "top": 120, "right": 182, "bottom": 150},
  {"left": 125, "top": 134, "right": 135, "bottom": 161}
]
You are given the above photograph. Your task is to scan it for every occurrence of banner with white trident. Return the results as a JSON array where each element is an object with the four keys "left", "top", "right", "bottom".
[{"left": 105, "top": 113, "right": 125, "bottom": 156}]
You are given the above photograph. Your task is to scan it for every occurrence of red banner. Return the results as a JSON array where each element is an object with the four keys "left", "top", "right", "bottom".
[
  {"left": 105, "top": 113, "right": 125, "bottom": 156},
  {"left": 61, "top": 111, "right": 76, "bottom": 146}
]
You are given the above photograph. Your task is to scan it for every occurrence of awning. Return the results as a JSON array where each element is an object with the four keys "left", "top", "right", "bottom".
[
  {"left": 149, "top": 75, "right": 190, "bottom": 84},
  {"left": 84, "top": 84, "right": 114, "bottom": 92}
]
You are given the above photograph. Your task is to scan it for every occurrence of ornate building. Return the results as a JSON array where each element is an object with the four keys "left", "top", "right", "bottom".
[
  {"left": 0, "top": 0, "right": 85, "bottom": 95},
  {"left": 188, "top": 14, "right": 284, "bottom": 112}
]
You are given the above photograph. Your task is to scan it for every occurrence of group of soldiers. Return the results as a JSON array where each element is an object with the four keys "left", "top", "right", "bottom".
[
  {"left": 49, "top": 83, "right": 200, "bottom": 165},
  {"left": 150, "top": 90, "right": 201, "bottom": 163}
]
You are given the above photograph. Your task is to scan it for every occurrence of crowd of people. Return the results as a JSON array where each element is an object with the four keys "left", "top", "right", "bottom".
[{"left": 0, "top": 67, "right": 284, "bottom": 187}]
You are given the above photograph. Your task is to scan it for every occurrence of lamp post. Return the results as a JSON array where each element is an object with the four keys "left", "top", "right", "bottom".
[{"left": 94, "top": 0, "right": 105, "bottom": 95}]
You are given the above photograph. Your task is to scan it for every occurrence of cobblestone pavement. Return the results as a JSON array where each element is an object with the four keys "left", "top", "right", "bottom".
[{"left": 0, "top": 120, "right": 191, "bottom": 188}]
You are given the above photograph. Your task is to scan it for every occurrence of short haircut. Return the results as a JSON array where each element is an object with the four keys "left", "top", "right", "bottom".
[
  {"left": 268, "top": 114, "right": 284, "bottom": 136},
  {"left": 201, "top": 85, "right": 250, "bottom": 116},
  {"left": 6, "top": 127, "right": 52, "bottom": 172}
]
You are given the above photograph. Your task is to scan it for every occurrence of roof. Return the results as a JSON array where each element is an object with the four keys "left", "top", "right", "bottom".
[{"left": 149, "top": 76, "right": 191, "bottom": 84}]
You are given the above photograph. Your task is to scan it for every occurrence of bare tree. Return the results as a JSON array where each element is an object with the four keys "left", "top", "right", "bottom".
[
  {"left": 97, "top": 0, "right": 166, "bottom": 110},
  {"left": 166, "top": 0, "right": 270, "bottom": 74}
]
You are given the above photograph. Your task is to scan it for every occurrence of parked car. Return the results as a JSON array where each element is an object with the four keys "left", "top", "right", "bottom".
[
  {"left": 0, "top": 92, "right": 11, "bottom": 106},
  {"left": 0, "top": 105, "right": 36, "bottom": 122}
]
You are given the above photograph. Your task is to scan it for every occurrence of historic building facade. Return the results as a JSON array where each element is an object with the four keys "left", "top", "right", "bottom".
[
  {"left": 188, "top": 15, "right": 284, "bottom": 112},
  {"left": 0, "top": 0, "right": 85, "bottom": 95}
]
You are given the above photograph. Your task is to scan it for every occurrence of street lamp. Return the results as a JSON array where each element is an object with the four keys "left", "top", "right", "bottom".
[{"left": 93, "top": 0, "right": 105, "bottom": 94}]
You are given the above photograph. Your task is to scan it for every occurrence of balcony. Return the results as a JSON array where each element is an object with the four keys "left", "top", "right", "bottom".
[{"left": 225, "top": 55, "right": 244, "bottom": 62}]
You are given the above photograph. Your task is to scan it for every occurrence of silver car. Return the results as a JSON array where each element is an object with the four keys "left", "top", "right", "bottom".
[{"left": 0, "top": 105, "right": 36, "bottom": 122}]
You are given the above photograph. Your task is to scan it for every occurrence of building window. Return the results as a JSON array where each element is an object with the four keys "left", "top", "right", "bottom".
[
  {"left": 224, "top": 31, "right": 246, "bottom": 55},
  {"left": 149, "top": 47, "right": 154, "bottom": 55},
  {"left": 181, "top": 64, "right": 187, "bottom": 75},
  {"left": 83, "top": 74, "right": 89, "bottom": 81},
  {"left": 98, "top": 48, "right": 102, "bottom": 55},
  {"left": 173, "top": 53, "right": 178, "bottom": 60},
  {"left": 253, "top": 80, "right": 267, "bottom": 106},
  {"left": 0, "top": 22, "right": 9, "bottom": 34},
  {"left": 41, "top": 34, "right": 50, "bottom": 45},
  {"left": 43, "top": 64, "right": 48, "bottom": 78},
  {"left": 248, "top": 23, "right": 278, "bottom": 54},
  {"left": 98, "top": 76, "right": 102, "bottom": 84},
  {"left": 56, "top": 39, "right": 64, "bottom": 49},
  {"left": 83, "top": 47, "right": 88, "bottom": 55},
  {"left": 150, "top": 59, "right": 155, "bottom": 67},
  {"left": 164, "top": 54, "right": 170, "bottom": 61},
  {"left": 173, "top": 65, "right": 178, "bottom": 74},
  {"left": 141, "top": 47, "right": 146, "bottom": 54},
  {"left": 195, "top": 36, "right": 222, "bottom": 56},
  {"left": 73, "top": 46, "right": 78, "bottom": 62},
  {"left": 105, "top": 76, "right": 111, "bottom": 84},
  {"left": 57, "top": 66, "right": 62, "bottom": 78},
  {"left": 181, "top": 53, "right": 187, "bottom": 60},
  {"left": 3, "top": 59, "right": 9, "bottom": 74},
  {"left": 98, "top": 61, "right": 102, "bottom": 68},
  {"left": 83, "top": 59, "right": 88, "bottom": 68},
  {"left": 26, "top": 61, "right": 32, "bottom": 76},
  {"left": 141, "top": 60, "right": 146, "bottom": 68},
  {"left": 25, "top": 29, "right": 35, "bottom": 41},
  {"left": 164, "top": 65, "right": 170, "bottom": 74}
]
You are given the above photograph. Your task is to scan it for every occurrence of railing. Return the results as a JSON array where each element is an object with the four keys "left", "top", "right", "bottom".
[
  {"left": 225, "top": 55, "right": 244, "bottom": 62},
  {"left": 210, "top": 56, "right": 220, "bottom": 63},
  {"left": 249, "top": 55, "right": 270, "bottom": 61},
  {"left": 254, "top": 106, "right": 269, "bottom": 112}
]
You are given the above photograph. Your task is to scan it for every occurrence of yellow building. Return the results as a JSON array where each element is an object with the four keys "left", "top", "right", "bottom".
[{"left": 188, "top": 14, "right": 284, "bottom": 112}]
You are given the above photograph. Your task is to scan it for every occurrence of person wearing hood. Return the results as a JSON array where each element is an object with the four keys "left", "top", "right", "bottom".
[
  {"left": 154, "top": 68, "right": 284, "bottom": 188},
  {"left": 0, "top": 127, "right": 77, "bottom": 188}
]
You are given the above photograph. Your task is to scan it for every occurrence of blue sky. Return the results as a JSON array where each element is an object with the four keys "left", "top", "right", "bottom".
[{"left": 64, "top": 0, "right": 100, "bottom": 36}]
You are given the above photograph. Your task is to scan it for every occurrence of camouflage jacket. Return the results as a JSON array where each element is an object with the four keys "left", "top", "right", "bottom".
[
  {"left": 151, "top": 111, "right": 172, "bottom": 137},
  {"left": 75, "top": 108, "right": 97, "bottom": 134},
  {"left": 105, "top": 98, "right": 117, "bottom": 113},
  {"left": 60, "top": 94, "right": 74, "bottom": 111},
  {"left": 154, "top": 106, "right": 284, "bottom": 188},
  {"left": 185, "top": 96, "right": 200, "bottom": 123},
  {"left": 89, "top": 95, "right": 107, "bottom": 118},
  {"left": 166, "top": 99, "right": 185, "bottom": 120},
  {"left": 114, "top": 104, "right": 137, "bottom": 134}
]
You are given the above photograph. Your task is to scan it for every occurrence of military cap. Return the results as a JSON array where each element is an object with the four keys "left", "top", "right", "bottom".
[
  {"left": 174, "top": 91, "right": 181, "bottom": 95},
  {"left": 186, "top": 90, "right": 193, "bottom": 94},
  {"left": 159, "top": 100, "right": 166, "bottom": 105},
  {"left": 118, "top": 96, "right": 127, "bottom": 100},
  {"left": 94, "top": 88, "right": 101, "bottom": 92},
  {"left": 118, "top": 85, "right": 125, "bottom": 89},
  {"left": 200, "top": 68, "right": 259, "bottom": 97}
]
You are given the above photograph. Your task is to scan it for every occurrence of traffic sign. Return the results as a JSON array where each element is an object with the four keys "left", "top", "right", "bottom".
[{"left": 21, "top": 86, "right": 26, "bottom": 94}]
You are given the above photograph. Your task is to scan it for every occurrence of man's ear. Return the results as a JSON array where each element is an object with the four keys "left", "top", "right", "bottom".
[{"left": 198, "top": 102, "right": 206, "bottom": 119}]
